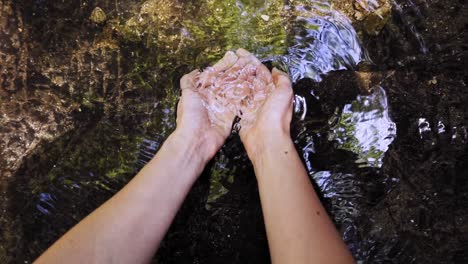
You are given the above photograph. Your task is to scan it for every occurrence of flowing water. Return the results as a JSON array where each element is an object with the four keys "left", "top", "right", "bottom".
[{"left": 0, "top": 0, "right": 467, "bottom": 263}]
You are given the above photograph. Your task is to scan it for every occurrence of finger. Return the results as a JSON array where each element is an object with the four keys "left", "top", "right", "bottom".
[
  {"left": 236, "top": 48, "right": 252, "bottom": 57},
  {"left": 271, "top": 68, "right": 294, "bottom": 107},
  {"left": 272, "top": 68, "right": 291, "bottom": 87},
  {"left": 218, "top": 110, "right": 237, "bottom": 136},
  {"left": 180, "top": 69, "right": 200, "bottom": 90},
  {"left": 272, "top": 67, "right": 293, "bottom": 92},
  {"left": 234, "top": 48, "right": 261, "bottom": 68},
  {"left": 181, "top": 86, "right": 196, "bottom": 97},
  {"left": 256, "top": 63, "right": 274, "bottom": 83},
  {"left": 213, "top": 51, "right": 239, "bottom": 72}
]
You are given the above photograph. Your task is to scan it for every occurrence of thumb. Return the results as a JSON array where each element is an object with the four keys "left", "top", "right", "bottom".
[
  {"left": 272, "top": 68, "right": 291, "bottom": 89},
  {"left": 180, "top": 69, "right": 199, "bottom": 91},
  {"left": 271, "top": 68, "right": 294, "bottom": 101}
]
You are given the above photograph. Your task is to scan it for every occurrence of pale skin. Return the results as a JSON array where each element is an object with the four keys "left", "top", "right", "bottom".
[{"left": 36, "top": 57, "right": 354, "bottom": 263}]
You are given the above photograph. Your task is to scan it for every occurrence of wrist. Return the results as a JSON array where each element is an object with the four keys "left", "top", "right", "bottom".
[
  {"left": 243, "top": 130, "right": 293, "bottom": 163},
  {"left": 167, "top": 129, "right": 212, "bottom": 165}
]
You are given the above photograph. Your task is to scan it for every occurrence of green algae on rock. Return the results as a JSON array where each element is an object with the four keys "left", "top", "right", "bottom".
[
  {"left": 195, "top": 0, "right": 287, "bottom": 58},
  {"left": 112, "top": 0, "right": 287, "bottom": 63}
]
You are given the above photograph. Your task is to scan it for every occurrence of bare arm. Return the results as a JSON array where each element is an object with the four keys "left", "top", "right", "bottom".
[
  {"left": 36, "top": 71, "right": 232, "bottom": 264},
  {"left": 241, "top": 69, "right": 354, "bottom": 264}
]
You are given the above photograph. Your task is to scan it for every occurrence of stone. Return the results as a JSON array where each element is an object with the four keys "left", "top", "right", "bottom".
[
  {"left": 90, "top": 7, "right": 107, "bottom": 24},
  {"left": 331, "top": 0, "right": 392, "bottom": 35}
]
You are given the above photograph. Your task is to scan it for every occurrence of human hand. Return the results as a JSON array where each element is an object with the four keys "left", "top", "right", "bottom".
[
  {"left": 196, "top": 49, "right": 275, "bottom": 131},
  {"left": 239, "top": 68, "right": 294, "bottom": 159},
  {"left": 172, "top": 70, "right": 235, "bottom": 162}
]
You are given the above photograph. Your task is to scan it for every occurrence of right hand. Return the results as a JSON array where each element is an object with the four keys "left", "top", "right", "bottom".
[{"left": 239, "top": 68, "right": 294, "bottom": 159}]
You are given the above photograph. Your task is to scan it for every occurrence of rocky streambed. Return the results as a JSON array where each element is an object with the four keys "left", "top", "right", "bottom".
[{"left": 0, "top": 0, "right": 467, "bottom": 263}]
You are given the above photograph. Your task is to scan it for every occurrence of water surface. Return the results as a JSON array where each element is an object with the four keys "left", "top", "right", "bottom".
[{"left": 0, "top": 0, "right": 467, "bottom": 263}]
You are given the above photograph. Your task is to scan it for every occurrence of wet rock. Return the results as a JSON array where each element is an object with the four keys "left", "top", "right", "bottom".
[
  {"left": 0, "top": 0, "right": 58, "bottom": 178},
  {"left": 331, "top": 0, "right": 392, "bottom": 35},
  {"left": 359, "top": 1, "right": 392, "bottom": 35},
  {"left": 113, "top": 0, "right": 287, "bottom": 62},
  {"left": 354, "top": 70, "right": 395, "bottom": 93},
  {"left": 0, "top": 91, "right": 78, "bottom": 178},
  {"left": 0, "top": 0, "right": 79, "bottom": 260},
  {"left": 90, "top": 7, "right": 107, "bottom": 25},
  {"left": 0, "top": 0, "right": 27, "bottom": 96}
]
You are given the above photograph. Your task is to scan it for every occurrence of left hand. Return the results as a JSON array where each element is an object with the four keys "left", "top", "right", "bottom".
[{"left": 173, "top": 70, "right": 235, "bottom": 162}]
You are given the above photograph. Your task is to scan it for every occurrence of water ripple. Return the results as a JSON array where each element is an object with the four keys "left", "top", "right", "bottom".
[
  {"left": 281, "top": 1, "right": 369, "bottom": 82},
  {"left": 328, "top": 86, "right": 397, "bottom": 168}
]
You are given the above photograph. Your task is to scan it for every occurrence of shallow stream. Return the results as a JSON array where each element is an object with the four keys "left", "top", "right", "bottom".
[{"left": 0, "top": 0, "right": 467, "bottom": 263}]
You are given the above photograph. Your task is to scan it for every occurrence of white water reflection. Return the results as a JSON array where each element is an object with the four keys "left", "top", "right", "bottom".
[
  {"left": 281, "top": 0, "right": 369, "bottom": 82},
  {"left": 294, "top": 95, "right": 308, "bottom": 120},
  {"left": 312, "top": 171, "right": 362, "bottom": 222},
  {"left": 328, "top": 86, "right": 397, "bottom": 168}
]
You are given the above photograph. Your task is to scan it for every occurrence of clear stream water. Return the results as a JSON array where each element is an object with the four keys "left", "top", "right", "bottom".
[{"left": 0, "top": 0, "right": 467, "bottom": 263}]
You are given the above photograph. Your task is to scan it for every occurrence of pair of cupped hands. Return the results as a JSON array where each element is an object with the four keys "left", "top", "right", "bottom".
[{"left": 173, "top": 49, "right": 294, "bottom": 162}]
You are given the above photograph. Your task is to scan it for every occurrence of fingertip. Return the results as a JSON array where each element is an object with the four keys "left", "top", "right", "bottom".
[
  {"left": 236, "top": 48, "right": 251, "bottom": 57},
  {"left": 183, "top": 69, "right": 200, "bottom": 79},
  {"left": 180, "top": 69, "right": 200, "bottom": 90},
  {"left": 272, "top": 68, "right": 291, "bottom": 88},
  {"left": 213, "top": 51, "right": 238, "bottom": 71},
  {"left": 272, "top": 67, "right": 289, "bottom": 78},
  {"left": 190, "top": 69, "right": 200, "bottom": 76}
]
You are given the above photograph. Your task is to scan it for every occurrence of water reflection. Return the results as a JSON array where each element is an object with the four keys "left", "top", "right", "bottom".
[
  {"left": 328, "top": 86, "right": 396, "bottom": 168},
  {"left": 6, "top": 0, "right": 465, "bottom": 262},
  {"left": 280, "top": 0, "right": 369, "bottom": 82},
  {"left": 294, "top": 95, "right": 308, "bottom": 121},
  {"left": 312, "top": 171, "right": 362, "bottom": 222},
  {"left": 418, "top": 117, "right": 431, "bottom": 139},
  {"left": 391, "top": 0, "right": 428, "bottom": 54},
  {"left": 37, "top": 193, "right": 56, "bottom": 215}
]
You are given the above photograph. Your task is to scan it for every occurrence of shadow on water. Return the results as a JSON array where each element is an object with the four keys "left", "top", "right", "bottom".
[{"left": 1, "top": 0, "right": 468, "bottom": 263}]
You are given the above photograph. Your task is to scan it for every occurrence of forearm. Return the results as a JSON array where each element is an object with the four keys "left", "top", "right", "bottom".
[
  {"left": 36, "top": 131, "right": 207, "bottom": 264},
  {"left": 250, "top": 134, "right": 354, "bottom": 264}
]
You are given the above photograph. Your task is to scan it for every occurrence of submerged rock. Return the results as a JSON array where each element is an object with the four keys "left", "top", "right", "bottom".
[
  {"left": 90, "top": 7, "right": 107, "bottom": 25},
  {"left": 331, "top": 0, "right": 392, "bottom": 35}
]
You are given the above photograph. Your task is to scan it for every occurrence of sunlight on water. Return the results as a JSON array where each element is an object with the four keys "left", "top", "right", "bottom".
[
  {"left": 279, "top": 0, "right": 369, "bottom": 82},
  {"left": 8, "top": 0, "right": 468, "bottom": 262},
  {"left": 37, "top": 193, "right": 56, "bottom": 215},
  {"left": 328, "top": 86, "right": 397, "bottom": 168},
  {"left": 312, "top": 171, "right": 362, "bottom": 221}
]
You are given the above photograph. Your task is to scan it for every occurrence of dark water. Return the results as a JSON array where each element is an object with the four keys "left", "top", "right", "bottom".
[{"left": 0, "top": 0, "right": 467, "bottom": 263}]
